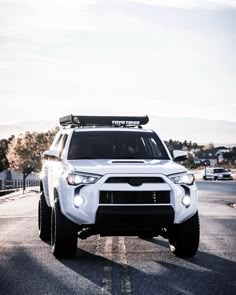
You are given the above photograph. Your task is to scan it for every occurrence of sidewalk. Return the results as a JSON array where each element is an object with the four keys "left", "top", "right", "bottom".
[{"left": 0, "top": 186, "right": 40, "bottom": 204}]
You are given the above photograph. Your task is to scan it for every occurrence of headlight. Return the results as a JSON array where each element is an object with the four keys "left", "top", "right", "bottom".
[
  {"left": 67, "top": 172, "right": 101, "bottom": 185},
  {"left": 169, "top": 172, "right": 195, "bottom": 185}
]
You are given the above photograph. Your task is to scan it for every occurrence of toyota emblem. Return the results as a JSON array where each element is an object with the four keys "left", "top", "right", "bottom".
[{"left": 128, "top": 177, "right": 143, "bottom": 186}]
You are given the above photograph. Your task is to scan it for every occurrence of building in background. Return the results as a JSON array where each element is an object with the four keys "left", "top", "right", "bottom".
[{"left": 0, "top": 170, "right": 40, "bottom": 190}]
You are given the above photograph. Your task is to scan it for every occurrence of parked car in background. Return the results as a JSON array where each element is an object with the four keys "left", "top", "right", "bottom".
[{"left": 203, "top": 167, "right": 233, "bottom": 180}]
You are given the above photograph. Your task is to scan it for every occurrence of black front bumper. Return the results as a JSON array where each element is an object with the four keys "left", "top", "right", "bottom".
[{"left": 95, "top": 205, "right": 174, "bottom": 236}]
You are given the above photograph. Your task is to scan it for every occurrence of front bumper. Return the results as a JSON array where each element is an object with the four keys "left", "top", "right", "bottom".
[
  {"left": 58, "top": 173, "right": 198, "bottom": 227},
  {"left": 217, "top": 175, "right": 233, "bottom": 180},
  {"left": 96, "top": 205, "right": 174, "bottom": 236}
]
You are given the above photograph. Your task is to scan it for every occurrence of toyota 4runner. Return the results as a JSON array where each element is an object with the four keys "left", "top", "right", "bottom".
[{"left": 39, "top": 115, "right": 199, "bottom": 258}]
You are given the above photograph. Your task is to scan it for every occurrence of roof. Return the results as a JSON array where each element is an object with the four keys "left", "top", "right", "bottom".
[{"left": 195, "top": 151, "right": 217, "bottom": 160}]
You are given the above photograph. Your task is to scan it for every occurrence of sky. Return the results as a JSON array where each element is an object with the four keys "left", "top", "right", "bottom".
[{"left": 0, "top": 0, "right": 235, "bottom": 125}]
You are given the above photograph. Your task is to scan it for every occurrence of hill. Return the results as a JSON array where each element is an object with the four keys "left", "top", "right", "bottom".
[
  {"left": 147, "top": 116, "right": 236, "bottom": 146},
  {"left": 0, "top": 120, "right": 57, "bottom": 139},
  {"left": 0, "top": 117, "right": 236, "bottom": 146}
]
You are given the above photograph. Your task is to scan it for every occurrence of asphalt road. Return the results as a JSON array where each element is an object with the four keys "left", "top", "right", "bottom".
[{"left": 0, "top": 182, "right": 235, "bottom": 295}]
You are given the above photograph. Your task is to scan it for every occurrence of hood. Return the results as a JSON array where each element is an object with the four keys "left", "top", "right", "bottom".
[{"left": 67, "top": 159, "right": 187, "bottom": 176}]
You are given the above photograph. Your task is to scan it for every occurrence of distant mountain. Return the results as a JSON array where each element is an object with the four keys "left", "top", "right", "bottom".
[
  {"left": 147, "top": 116, "right": 236, "bottom": 146},
  {"left": 0, "top": 120, "right": 57, "bottom": 140},
  {"left": 0, "top": 117, "right": 236, "bottom": 146}
]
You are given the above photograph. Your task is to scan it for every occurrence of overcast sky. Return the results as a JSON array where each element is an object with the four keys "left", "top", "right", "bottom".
[{"left": 0, "top": 0, "right": 235, "bottom": 125}]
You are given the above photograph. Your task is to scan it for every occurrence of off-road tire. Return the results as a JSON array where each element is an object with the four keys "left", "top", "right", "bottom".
[
  {"left": 168, "top": 211, "right": 200, "bottom": 258},
  {"left": 38, "top": 192, "right": 52, "bottom": 241},
  {"left": 51, "top": 199, "right": 78, "bottom": 259}
]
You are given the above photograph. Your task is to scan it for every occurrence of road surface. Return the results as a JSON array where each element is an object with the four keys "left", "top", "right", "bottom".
[{"left": 0, "top": 182, "right": 235, "bottom": 295}]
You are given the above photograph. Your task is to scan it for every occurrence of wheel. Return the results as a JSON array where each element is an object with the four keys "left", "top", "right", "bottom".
[
  {"left": 38, "top": 192, "right": 52, "bottom": 241},
  {"left": 51, "top": 199, "right": 78, "bottom": 258},
  {"left": 203, "top": 176, "right": 206, "bottom": 180},
  {"left": 168, "top": 211, "right": 200, "bottom": 258}
]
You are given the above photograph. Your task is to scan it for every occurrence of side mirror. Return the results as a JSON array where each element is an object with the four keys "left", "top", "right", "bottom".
[
  {"left": 43, "top": 149, "right": 60, "bottom": 160},
  {"left": 173, "top": 150, "right": 188, "bottom": 162}
]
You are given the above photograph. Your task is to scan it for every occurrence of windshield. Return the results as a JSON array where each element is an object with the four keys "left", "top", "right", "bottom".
[
  {"left": 68, "top": 131, "right": 169, "bottom": 160},
  {"left": 213, "top": 168, "right": 226, "bottom": 173}
]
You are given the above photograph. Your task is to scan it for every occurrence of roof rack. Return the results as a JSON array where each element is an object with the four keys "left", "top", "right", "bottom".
[{"left": 59, "top": 115, "right": 149, "bottom": 128}]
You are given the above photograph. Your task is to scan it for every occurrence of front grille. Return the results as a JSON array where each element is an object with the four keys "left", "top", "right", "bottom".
[
  {"left": 222, "top": 175, "right": 231, "bottom": 178},
  {"left": 105, "top": 177, "right": 164, "bottom": 184},
  {"left": 95, "top": 205, "right": 174, "bottom": 235},
  {"left": 99, "top": 191, "right": 170, "bottom": 204}
]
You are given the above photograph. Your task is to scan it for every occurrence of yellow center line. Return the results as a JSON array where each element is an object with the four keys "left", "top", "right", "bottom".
[
  {"left": 118, "top": 237, "right": 132, "bottom": 295},
  {"left": 96, "top": 236, "right": 113, "bottom": 295}
]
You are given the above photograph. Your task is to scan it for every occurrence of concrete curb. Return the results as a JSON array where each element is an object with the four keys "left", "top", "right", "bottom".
[{"left": 0, "top": 187, "right": 40, "bottom": 204}]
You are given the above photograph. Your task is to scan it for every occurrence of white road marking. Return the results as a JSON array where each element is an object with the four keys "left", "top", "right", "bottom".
[{"left": 118, "top": 237, "right": 132, "bottom": 295}]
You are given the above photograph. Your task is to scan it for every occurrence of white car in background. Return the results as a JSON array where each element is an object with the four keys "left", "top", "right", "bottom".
[{"left": 203, "top": 167, "right": 233, "bottom": 181}]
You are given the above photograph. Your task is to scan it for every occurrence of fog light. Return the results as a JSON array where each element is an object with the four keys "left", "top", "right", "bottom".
[
  {"left": 74, "top": 195, "right": 85, "bottom": 207},
  {"left": 182, "top": 196, "right": 191, "bottom": 207}
]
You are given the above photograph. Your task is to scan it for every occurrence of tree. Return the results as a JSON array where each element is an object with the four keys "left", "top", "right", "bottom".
[
  {"left": 192, "top": 142, "right": 199, "bottom": 149},
  {"left": 182, "top": 153, "right": 201, "bottom": 169},
  {"left": 7, "top": 128, "right": 59, "bottom": 172},
  {"left": 223, "top": 151, "right": 236, "bottom": 167},
  {"left": 0, "top": 136, "right": 14, "bottom": 172},
  {"left": 204, "top": 142, "right": 215, "bottom": 150},
  {"left": 165, "top": 139, "right": 203, "bottom": 152}
]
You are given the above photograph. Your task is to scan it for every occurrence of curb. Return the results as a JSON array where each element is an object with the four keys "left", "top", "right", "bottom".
[{"left": 0, "top": 187, "right": 40, "bottom": 204}]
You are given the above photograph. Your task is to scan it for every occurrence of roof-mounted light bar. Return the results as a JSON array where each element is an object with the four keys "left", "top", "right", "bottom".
[{"left": 59, "top": 115, "right": 149, "bottom": 127}]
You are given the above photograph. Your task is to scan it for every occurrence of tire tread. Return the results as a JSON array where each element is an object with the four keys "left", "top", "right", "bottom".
[
  {"left": 38, "top": 192, "right": 51, "bottom": 241},
  {"left": 51, "top": 199, "right": 78, "bottom": 259},
  {"left": 169, "top": 211, "right": 200, "bottom": 258}
]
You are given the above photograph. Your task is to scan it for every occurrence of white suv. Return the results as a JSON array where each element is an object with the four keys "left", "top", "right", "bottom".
[
  {"left": 39, "top": 115, "right": 199, "bottom": 258},
  {"left": 203, "top": 167, "right": 233, "bottom": 181}
]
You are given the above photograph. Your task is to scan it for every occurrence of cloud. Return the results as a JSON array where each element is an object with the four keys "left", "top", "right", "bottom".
[
  {"left": 0, "top": 0, "right": 97, "bottom": 44},
  {"left": 0, "top": 0, "right": 235, "bottom": 124},
  {"left": 130, "top": 0, "right": 236, "bottom": 9}
]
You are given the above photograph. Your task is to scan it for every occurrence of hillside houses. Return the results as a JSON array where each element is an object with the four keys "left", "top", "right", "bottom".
[{"left": 195, "top": 146, "right": 231, "bottom": 166}]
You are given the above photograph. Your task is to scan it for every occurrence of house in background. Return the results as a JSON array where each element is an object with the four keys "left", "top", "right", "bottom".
[
  {"left": 195, "top": 150, "right": 218, "bottom": 167},
  {"left": 214, "top": 146, "right": 230, "bottom": 164},
  {"left": 195, "top": 146, "right": 230, "bottom": 167}
]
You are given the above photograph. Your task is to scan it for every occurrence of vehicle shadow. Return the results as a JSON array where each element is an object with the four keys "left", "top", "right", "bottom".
[
  {"left": 59, "top": 240, "right": 236, "bottom": 295},
  {"left": 0, "top": 246, "right": 99, "bottom": 295},
  {"left": 0, "top": 238, "right": 236, "bottom": 295},
  {"left": 0, "top": 240, "right": 235, "bottom": 295},
  {"left": 145, "top": 236, "right": 236, "bottom": 281}
]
